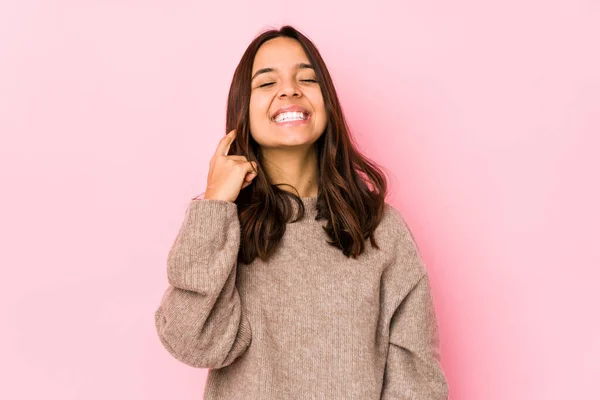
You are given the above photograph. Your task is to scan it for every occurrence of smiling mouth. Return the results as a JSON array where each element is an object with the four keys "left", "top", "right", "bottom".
[
  {"left": 272, "top": 111, "right": 310, "bottom": 124},
  {"left": 273, "top": 111, "right": 309, "bottom": 123},
  {"left": 271, "top": 111, "right": 310, "bottom": 126}
]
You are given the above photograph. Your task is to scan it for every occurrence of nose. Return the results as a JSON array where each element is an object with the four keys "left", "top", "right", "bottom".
[{"left": 278, "top": 77, "right": 301, "bottom": 98}]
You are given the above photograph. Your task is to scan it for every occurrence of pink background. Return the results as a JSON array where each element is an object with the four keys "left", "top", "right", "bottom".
[{"left": 2, "top": 1, "right": 598, "bottom": 399}]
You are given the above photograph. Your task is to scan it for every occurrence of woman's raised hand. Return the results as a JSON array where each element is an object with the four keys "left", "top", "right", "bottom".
[{"left": 203, "top": 129, "right": 258, "bottom": 202}]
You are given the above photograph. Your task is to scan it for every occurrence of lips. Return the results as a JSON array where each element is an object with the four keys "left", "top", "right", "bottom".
[{"left": 271, "top": 105, "right": 310, "bottom": 120}]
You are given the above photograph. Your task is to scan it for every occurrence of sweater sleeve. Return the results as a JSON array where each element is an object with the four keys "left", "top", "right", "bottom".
[
  {"left": 154, "top": 199, "right": 252, "bottom": 369},
  {"left": 381, "top": 272, "right": 449, "bottom": 399}
]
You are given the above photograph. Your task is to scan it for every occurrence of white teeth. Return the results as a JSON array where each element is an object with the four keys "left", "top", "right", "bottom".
[{"left": 274, "top": 111, "right": 307, "bottom": 123}]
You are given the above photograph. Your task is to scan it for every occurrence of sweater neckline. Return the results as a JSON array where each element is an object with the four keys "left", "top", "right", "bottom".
[{"left": 293, "top": 196, "right": 319, "bottom": 220}]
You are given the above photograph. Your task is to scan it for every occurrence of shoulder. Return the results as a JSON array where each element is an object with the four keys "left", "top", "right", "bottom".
[
  {"left": 381, "top": 201, "right": 419, "bottom": 246},
  {"left": 381, "top": 201, "right": 428, "bottom": 279}
]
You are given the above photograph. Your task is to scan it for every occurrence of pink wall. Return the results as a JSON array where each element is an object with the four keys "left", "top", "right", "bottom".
[{"left": 2, "top": 1, "right": 598, "bottom": 399}]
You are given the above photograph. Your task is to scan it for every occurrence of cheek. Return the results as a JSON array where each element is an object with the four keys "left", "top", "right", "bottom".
[
  {"left": 315, "top": 101, "right": 328, "bottom": 130},
  {"left": 248, "top": 99, "right": 272, "bottom": 138},
  {"left": 310, "top": 94, "right": 326, "bottom": 122},
  {"left": 249, "top": 97, "right": 270, "bottom": 122},
  {"left": 308, "top": 91, "right": 325, "bottom": 112}
]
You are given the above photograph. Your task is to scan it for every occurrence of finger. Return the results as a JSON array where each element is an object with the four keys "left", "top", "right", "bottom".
[
  {"left": 227, "top": 155, "right": 248, "bottom": 161},
  {"left": 242, "top": 172, "right": 257, "bottom": 188},
  {"left": 244, "top": 169, "right": 257, "bottom": 182},
  {"left": 216, "top": 129, "right": 236, "bottom": 157},
  {"left": 241, "top": 160, "right": 258, "bottom": 177}
]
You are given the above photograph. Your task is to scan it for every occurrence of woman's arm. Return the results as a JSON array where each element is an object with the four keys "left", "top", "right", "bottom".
[
  {"left": 154, "top": 199, "right": 252, "bottom": 369},
  {"left": 381, "top": 272, "right": 449, "bottom": 399}
]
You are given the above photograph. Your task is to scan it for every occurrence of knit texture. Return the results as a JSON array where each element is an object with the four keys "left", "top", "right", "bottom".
[{"left": 154, "top": 196, "right": 449, "bottom": 399}]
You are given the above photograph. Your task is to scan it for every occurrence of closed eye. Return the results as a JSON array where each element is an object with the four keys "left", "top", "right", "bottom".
[{"left": 258, "top": 79, "right": 318, "bottom": 88}]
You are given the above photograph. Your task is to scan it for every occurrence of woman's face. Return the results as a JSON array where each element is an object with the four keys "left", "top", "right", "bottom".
[{"left": 249, "top": 37, "right": 327, "bottom": 150}]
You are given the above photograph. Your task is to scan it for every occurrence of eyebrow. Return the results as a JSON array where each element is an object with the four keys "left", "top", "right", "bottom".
[{"left": 251, "top": 62, "right": 314, "bottom": 82}]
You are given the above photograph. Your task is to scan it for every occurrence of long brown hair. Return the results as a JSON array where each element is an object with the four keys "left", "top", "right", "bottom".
[{"left": 226, "top": 25, "right": 390, "bottom": 264}]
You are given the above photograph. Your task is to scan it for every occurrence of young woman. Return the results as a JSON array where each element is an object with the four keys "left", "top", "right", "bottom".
[{"left": 154, "top": 25, "right": 449, "bottom": 399}]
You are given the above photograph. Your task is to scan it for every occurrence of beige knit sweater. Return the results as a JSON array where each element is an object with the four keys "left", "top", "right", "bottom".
[{"left": 154, "top": 196, "right": 449, "bottom": 399}]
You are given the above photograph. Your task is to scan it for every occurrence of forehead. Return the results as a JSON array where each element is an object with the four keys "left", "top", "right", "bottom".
[{"left": 252, "top": 37, "right": 310, "bottom": 73}]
